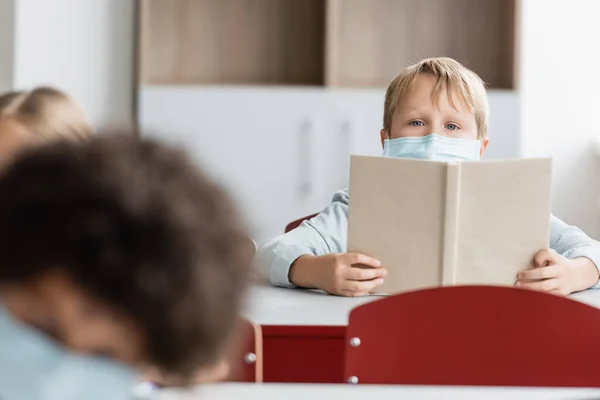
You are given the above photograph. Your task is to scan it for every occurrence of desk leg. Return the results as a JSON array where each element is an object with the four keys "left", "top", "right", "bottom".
[{"left": 261, "top": 325, "right": 346, "bottom": 383}]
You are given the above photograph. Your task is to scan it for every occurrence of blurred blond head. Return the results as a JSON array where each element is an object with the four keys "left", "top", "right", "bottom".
[
  {"left": 0, "top": 87, "right": 92, "bottom": 168},
  {"left": 0, "top": 87, "right": 92, "bottom": 143}
]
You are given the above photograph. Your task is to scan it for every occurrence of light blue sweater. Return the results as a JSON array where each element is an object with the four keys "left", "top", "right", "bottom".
[{"left": 257, "top": 189, "right": 600, "bottom": 289}]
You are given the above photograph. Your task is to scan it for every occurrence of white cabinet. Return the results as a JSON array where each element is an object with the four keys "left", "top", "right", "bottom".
[
  {"left": 139, "top": 87, "right": 332, "bottom": 242},
  {"left": 139, "top": 87, "right": 519, "bottom": 243},
  {"left": 318, "top": 90, "right": 386, "bottom": 195}
]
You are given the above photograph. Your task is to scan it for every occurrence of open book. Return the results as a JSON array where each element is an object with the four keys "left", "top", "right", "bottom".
[{"left": 347, "top": 155, "right": 552, "bottom": 295}]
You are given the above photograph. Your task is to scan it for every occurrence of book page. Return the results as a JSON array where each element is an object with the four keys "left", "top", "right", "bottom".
[
  {"left": 454, "top": 159, "right": 552, "bottom": 285},
  {"left": 347, "top": 156, "right": 447, "bottom": 294}
]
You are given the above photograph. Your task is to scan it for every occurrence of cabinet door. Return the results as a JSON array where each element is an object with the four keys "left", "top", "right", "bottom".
[
  {"left": 138, "top": 87, "right": 328, "bottom": 242},
  {"left": 317, "top": 90, "right": 386, "bottom": 198}
]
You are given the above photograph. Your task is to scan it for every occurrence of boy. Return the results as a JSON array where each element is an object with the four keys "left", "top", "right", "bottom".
[
  {"left": 0, "top": 133, "right": 251, "bottom": 399},
  {"left": 256, "top": 57, "right": 600, "bottom": 297}
]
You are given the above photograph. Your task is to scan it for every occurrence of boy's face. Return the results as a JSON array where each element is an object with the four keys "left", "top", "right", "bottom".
[
  {"left": 0, "top": 270, "right": 146, "bottom": 368},
  {"left": 380, "top": 74, "right": 489, "bottom": 157}
]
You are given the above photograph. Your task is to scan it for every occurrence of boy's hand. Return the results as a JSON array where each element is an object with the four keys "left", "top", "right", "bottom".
[
  {"left": 289, "top": 253, "right": 386, "bottom": 296},
  {"left": 516, "top": 248, "right": 599, "bottom": 296}
]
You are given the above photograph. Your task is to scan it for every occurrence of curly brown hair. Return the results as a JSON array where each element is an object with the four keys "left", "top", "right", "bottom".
[{"left": 0, "top": 133, "right": 251, "bottom": 379}]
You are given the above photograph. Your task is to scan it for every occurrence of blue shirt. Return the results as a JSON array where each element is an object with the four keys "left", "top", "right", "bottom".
[{"left": 257, "top": 189, "right": 600, "bottom": 289}]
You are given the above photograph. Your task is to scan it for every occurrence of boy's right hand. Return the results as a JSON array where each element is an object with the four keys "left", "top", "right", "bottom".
[{"left": 288, "top": 253, "right": 386, "bottom": 296}]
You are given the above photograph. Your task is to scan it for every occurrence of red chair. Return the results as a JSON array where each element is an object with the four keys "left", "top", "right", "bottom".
[
  {"left": 228, "top": 319, "right": 263, "bottom": 383},
  {"left": 344, "top": 286, "right": 600, "bottom": 387},
  {"left": 285, "top": 213, "right": 318, "bottom": 233}
]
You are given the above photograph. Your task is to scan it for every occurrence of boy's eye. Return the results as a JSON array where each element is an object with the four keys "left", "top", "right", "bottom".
[
  {"left": 410, "top": 120, "right": 424, "bottom": 127},
  {"left": 445, "top": 123, "right": 459, "bottom": 131}
]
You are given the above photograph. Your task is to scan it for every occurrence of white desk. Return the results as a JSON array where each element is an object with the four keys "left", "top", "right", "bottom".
[
  {"left": 244, "top": 284, "right": 600, "bottom": 326},
  {"left": 243, "top": 285, "right": 379, "bottom": 326},
  {"left": 570, "top": 288, "right": 600, "bottom": 308},
  {"left": 242, "top": 284, "right": 600, "bottom": 383},
  {"left": 160, "top": 383, "right": 600, "bottom": 400}
]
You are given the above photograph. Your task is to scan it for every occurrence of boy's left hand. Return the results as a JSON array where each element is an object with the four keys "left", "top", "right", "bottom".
[{"left": 516, "top": 249, "right": 600, "bottom": 296}]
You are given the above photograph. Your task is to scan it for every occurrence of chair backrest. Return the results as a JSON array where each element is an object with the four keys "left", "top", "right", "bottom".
[
  {"left": 344, "top": 286, "right": 600, "bottom": 387},
  {"left": 285, "top": 213, "right": 318, "bottom": 233},
  {"left": 227, "top": 319, "right": 263, "bottom": 383}
]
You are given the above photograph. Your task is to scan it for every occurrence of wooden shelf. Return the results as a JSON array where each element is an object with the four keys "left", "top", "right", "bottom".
[
  {"left": 139, "top": 0, "right": 325, "bottom": 85},
  {"left": 326, "top": 0, "right": 516, "bottom": 89},
  {"left": 138, "top": 0, "right": 517, "bottom": 89}
]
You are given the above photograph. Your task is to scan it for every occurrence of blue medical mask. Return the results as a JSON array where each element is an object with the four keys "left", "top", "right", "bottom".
[
  {"left": 0, "top": 303, "right": 139, "bottom": 400},
  {"left": 383, "top": 133, "right": 481, "bottom": 161}
]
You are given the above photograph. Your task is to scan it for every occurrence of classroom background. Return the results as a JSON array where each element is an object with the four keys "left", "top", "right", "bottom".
[{"left": 2, "top": 0, "right": 599, "bottom": 244}]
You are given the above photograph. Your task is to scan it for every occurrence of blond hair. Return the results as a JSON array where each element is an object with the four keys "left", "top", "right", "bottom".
[
  {"left": 383, "top": 57, "right": 489, "bottom": 139},
  {"left": 0, "top": 87, "right": 92, "bottom": 142}
]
